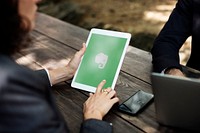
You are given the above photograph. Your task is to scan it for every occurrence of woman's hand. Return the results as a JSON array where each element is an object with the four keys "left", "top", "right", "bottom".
[
  {"left": 83, "top": 80, "right": 119, "bottom": 120},
  {"left": 48, "top": 43, "right": 86, "bottom": 85},
  {"left": 66, "top": 43, "right": 86, "bottom": 79}
]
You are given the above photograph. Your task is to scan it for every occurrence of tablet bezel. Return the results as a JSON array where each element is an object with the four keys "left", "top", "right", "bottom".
[{"left": 71, "top": 28, "right": 131, "bottom": 92}]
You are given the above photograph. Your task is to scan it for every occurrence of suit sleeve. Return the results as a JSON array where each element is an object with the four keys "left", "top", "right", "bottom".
[
  {"left": 151, "top": 0, "right": 193, "bottom": 72},
  {"left": 80, "top": 119, "right": 112, "bottom": 133},
  {"left": 35, "top": 69, "right": 52, "bottom": 86}
]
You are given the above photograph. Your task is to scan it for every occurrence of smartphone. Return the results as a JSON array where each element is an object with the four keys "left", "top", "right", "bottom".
[{"left": 118, "top": 90, "right": 154, "bottom": 115}]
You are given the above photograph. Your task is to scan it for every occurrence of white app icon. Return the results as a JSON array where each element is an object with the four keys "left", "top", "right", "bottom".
[{"left": 95, "top": 53, "right": 108, "bottom": 69}]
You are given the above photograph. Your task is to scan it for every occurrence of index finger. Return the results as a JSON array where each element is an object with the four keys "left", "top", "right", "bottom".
[{"left": 96, "top": 80, "right": 106, "bottom": 93}]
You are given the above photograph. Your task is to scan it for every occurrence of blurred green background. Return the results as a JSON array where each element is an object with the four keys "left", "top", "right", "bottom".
[{"left": 38, "top": 0, "right": 176, "bottom": 52}]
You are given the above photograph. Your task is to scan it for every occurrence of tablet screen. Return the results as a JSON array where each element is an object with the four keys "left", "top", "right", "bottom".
[{"left": 72, "top": 28, "right": 131, "bottom": 92}]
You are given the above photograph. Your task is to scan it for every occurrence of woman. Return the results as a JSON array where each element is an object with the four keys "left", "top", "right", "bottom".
[{"left": 0, "top": 0, "right": 119, "bottom": 132}]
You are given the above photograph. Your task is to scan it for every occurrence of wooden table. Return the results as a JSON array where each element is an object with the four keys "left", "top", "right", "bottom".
[{"left": 14, "top": 13, "right": 189, "bottom": 133}]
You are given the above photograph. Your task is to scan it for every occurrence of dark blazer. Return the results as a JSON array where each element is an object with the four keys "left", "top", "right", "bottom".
[
  {"left": 151, "top": 0, "right": 200, "bottom": 72},
  {"left": 0, "top": 54, "right": 112, "bottom": 133}
]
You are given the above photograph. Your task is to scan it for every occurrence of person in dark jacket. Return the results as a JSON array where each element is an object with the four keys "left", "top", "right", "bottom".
[
  {"left": 151, "top": 0, "right": 200, "bottom": 76},
  {"left": 0, "top": 0, "right": 119, "bottom": 132}
]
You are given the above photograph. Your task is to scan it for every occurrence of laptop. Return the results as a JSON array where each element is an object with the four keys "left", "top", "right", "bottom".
[{"left": 151, "top": 72, "right": 200, "bottom": 131}]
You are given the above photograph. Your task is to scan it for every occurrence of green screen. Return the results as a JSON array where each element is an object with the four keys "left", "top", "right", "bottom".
[{"left": 75, "top": 33, "right": 127, "bottom": 88}]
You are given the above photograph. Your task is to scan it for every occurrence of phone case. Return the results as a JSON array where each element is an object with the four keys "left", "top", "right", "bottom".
[{"left": 118, "top": 90, "right": 154, "bottom": 115}]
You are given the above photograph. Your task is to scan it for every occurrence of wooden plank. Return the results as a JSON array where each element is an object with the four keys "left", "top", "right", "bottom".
[
  {"left": 123, "top": 46, "right": 152, "bottom": 83},
  {"left": 32, "top": 26, "right": 154, "bottom": 108},
  {"left": 14, "top": 34, "right": 144, "bottom": 132},
  {"left": 20, "top": 29, "right": 158, "bottom": 132},
  {"left": 18, "top": 31, "right": 77, "bottom": 70},
  {"left": 34, "top": 13, "right": 153, "bottom": 82},
  {"left": 52, "top": 83, "right": 144, "bottom": 133},
  {"left": 53, "top": 72, "right": 158, "bottom": 133},
  {"left": 113, "top": 72, "right": 158, "bottom": 133},
  {"left": 15, "top": 31, "right": 188, "bottom": 133},
  {"left": 35, "top": 12, "right": 89, "bottom": 50}
]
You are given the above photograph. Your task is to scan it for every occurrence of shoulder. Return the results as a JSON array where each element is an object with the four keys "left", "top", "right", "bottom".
[{"left": 0, "top": 55, "right": 67, "bottom": 132}]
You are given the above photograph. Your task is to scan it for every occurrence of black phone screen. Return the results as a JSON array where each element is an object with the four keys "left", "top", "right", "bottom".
[{"left": 118, "top": 90, "right": 154, "bottom": 115}]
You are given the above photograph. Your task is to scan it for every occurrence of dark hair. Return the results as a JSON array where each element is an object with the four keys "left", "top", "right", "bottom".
[{"left": 0, "top": 0, "right": 31, "bottom": 56}]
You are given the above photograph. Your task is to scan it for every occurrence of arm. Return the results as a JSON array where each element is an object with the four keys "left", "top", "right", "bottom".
[
  {"left": 80, "top": 80, "right": 119, "bottom": 133},
  {"left": 151, "top": 0, "right": 193, "bottom": 73}
]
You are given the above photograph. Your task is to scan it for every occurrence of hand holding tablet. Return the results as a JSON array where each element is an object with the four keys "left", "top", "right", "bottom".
[{"left": 71, "top": 28, "right": 131, "bottom": 92}]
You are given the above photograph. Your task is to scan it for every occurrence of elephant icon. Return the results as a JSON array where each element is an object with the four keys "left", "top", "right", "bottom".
[{"left": 95, "top": 53, "right": 108, "bottom": 69}]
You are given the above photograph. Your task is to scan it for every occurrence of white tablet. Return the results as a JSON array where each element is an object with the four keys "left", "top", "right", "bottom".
[{"left": 71, "top": 28, "right": 131, "bottom": 92}]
